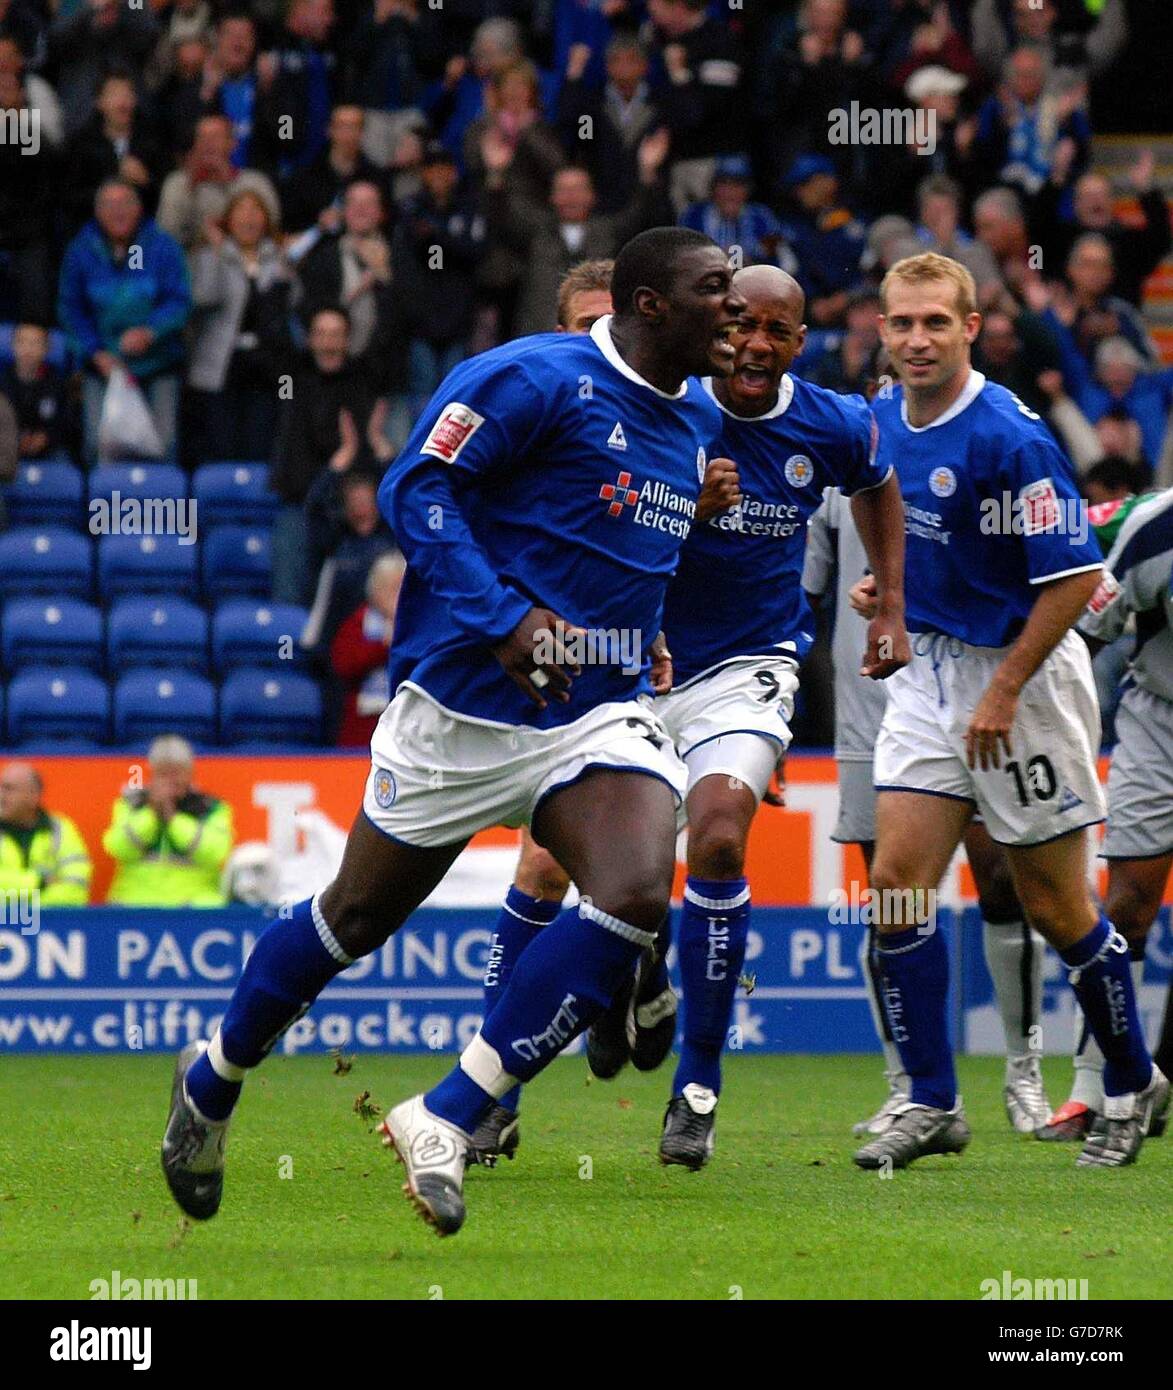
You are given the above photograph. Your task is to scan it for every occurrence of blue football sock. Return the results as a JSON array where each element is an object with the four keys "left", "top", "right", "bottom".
[
  {"left": 186, "top": 897, "right": 350, "bottom": 1121},
  {"left": 484, "top": 886, "right": 562, "bottom": 1112},
  {"left": 1060, "top": 914, "right": 1152, "bottom": 1097},
  {"left": 426, "top": 901, "right": 655, "bottom": 1133},
  {"left": 875, "top": 922, "right": 956, "bottom": 1111},
  {"left": 672, "top": 877, "right": 750, "bottom": 1097}
]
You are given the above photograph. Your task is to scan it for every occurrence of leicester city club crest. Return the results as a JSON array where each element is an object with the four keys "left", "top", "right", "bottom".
[
  {"left": 696, "top": 446, "right": 707, "bottom": 483},
  {"left": 929, "top": 466, "right": 957, "bottom": 498},
  {"left": 372, "top": 768, "right": 397, "bottom": 808},
  {"left": 784, "top": 454, "right": 814, "bottom": 488}
]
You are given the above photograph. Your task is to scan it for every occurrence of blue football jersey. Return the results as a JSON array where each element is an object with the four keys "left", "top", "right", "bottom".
[
  {"left": 379, "top": 316, "right": 722, "bottom": 727},
  {"left": 872, "top": 370, "right": 1102, "bottom": 647},
  {"left": 663, "top": 374, "right": 888, "bottom": 684}
]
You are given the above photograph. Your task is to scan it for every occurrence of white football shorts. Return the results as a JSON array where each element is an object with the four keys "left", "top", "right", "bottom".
[
  {"left": 655, "top": 655, "right": 798, "bottom": 801},
  {"left": 362, "top": 684, "right": 688, "bottom": 848},
  {"left": 874, "top": 628, "right": 1105, "bottom": 846}
]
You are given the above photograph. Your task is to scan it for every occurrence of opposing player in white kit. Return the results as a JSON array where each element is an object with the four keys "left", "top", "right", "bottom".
[
  {"left": 851, "top": 252, "right": 1167, "bottom": 1171},
  {"left": 1040, "top": 487, "right": 1173, "bottom": 1140},
  {"left": 804, "top": 489, "right": 1052, "bottom": 1135}
]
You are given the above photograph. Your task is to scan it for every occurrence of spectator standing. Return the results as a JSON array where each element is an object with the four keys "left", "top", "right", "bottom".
[
  {"left": 481, "top": 124, "right": 670, "bottom": 337},
  {"left": 157, "top": 114, "right": 281, "bottom": 253},
  {"left": 64, "top": 72, "right": 164, "bottom": 234},
  {"left": 280, "top": 104, "right": 382, "bottom": 234},
  {"left": 390, "top": 142, "right": 485, "bottom": 416},
  {"left": 296, "top": 179, "right": 399, "bottom": 377},
  {"left": 46, "top": 0, "right": 159, "bottom": 139},
  {"left": 270, "top": 306, "right": 390, "bottom": 605},
  {"left": 253, "top": 0, "right": 338, "bottom": 179},
  {"left": 0, "top": 762, "right": 92, "bottom": 906},
  {"left": 0, "top": 56, "right": 59, "bottom": 325},
  {"left": 198, "top": 13, "right": 261, "bottom": 169},
  {"left": 58, "top": 179, "right": 192, "bottom": 464},
  {"left": 557, "top": 33, "right": 665, "bottom": 215},
  {"left": 103, "top": 737, "right": 233, "bottom": 908},
  {"left": 643, "top": 0, "right": 746, "bottom": 212},
  {"left": 188, "top": 190, "right": 293, "bottom": 464}
]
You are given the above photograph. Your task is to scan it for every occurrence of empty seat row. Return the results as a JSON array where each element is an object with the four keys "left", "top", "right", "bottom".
[
  {"left": 0, "top": 526, "right": 273, "bottom": 603},
  {"left": 1, "top": 461, "right": 277, "bottom": 531},
  {"left": 0, "top": 598, "right": 309, "bottom": 676},
  {"left": 3, "top": 665, "right": 323, "bottom": 747}
]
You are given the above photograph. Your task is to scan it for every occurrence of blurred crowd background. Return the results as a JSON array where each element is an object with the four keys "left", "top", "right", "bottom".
[{"left": 0, "top": 0, "right": 1171, "bottom": 754}]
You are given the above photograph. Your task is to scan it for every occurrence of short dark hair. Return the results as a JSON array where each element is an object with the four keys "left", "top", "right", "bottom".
[
  {"left": 610, "top": 227, "right": 718, "bottom": 317},
  {"left": 1084, "top": 455, "right": 1150, "bottom": 496}
]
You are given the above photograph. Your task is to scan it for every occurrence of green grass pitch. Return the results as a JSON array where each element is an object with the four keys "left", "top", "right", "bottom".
[{"left": 3, "top": 1053, "right": 1170, "bottom": 1301}]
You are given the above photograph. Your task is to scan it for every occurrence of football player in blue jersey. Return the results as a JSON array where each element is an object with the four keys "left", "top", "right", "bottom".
[
  {"left": 161, "top": 226, "right": 749, "bottom": 1236},
  {"left": 851, "top": 252, "right": 1168, "bottom": 1171},
  {"left": 648, "top": 263, "right": 910, "bottom": 1166},
  {"left": 468, "top": 259, "right": 741, "bottom": 1168}
]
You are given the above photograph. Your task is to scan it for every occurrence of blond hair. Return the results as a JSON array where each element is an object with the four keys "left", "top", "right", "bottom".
[
  {"left": 556, "top": 258, "right": 614, "bottom": 329},
  {"left": 880, "top": 251, "right": 977, "bottom": 319}
]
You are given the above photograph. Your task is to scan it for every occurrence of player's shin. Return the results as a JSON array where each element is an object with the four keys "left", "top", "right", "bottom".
[
  {"left": 1059, "top": 913, "right": 1152, "bottom": 1100},
  {"left": 671, "top": 877, "right": 750, "bottom": 1097},
  {"left": 483, "top": 886, "right": 562, "bottom": 1111},
  {"left": 1069, "top": 950, "right": 1146, "bottom": 1111},
  {"left": 186, "top": 896, "right": 351, "bottom": 1121},
  {"left": 425, "top": 900, "right": 656, "bottom": 1133},
  {"left": 864, "top": 924, "right": 910, "bottom": 1093},
  {"left": 874, "top": 920, "right": 957, "bottom": 1112}
]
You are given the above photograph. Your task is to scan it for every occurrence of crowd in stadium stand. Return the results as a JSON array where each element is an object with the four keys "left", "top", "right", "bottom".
[{"left": 0, "top": 0, "right": 1170, "bottom": 755}]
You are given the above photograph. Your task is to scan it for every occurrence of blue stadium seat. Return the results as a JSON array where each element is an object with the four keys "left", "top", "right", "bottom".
[
  {"left": 112, "top": 669, "right": 217, "bottom": 744},
  {"left": 2, "top": 597, "right": 103, "bottom": 672},
  {"left": 2, "top": 461, "right": 84, "bottom": 528},
  {"left": 6, "top": 666, "right": 109, "bottom": 745},
  {"left": 0, "top": 527, "right": 92, "bottom": 600},
  {"left": 219, "top": 668, "right": 322, "bottom": 745},
  {"left": 89, "top": 462, "right": 188, "bottom": 509},
  {"left": 201, "top": 525, "right": 272, "bottom": 601},
  {"left": 211, "top": 601, "right": 309, "bottom": 672},
  {"left": 97, "top": 533, "right": 199, "bottom": 600},
  {"left": 107, "top": 597, "right": 209, "bottom": 674},
  {"left": 193, "top": 463, "right": 278, "bottom": 529}
]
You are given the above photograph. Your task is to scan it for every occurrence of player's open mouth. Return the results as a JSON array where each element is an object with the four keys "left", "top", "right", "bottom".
[
  {"left": 904, "top": 357, "right": 935, "bottom": 371},
  {"left": 735, "top": 362, "right": 773, "bottom": 391}
]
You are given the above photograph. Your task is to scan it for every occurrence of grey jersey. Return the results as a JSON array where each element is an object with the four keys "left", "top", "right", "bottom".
[
  {"left": 802, "top": 486, "right": 888, "bottom": 759},
  {"left": 1078, "top": 488, "right": 1173, "bottom": 705}
]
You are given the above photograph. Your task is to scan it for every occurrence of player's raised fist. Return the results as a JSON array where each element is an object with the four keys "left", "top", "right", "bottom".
[
  {"left": 493, "top": 606, "right": 585, "bottom": 710},
  {"left": 696, "top": 456, "right": 741, "bottom": 520}
]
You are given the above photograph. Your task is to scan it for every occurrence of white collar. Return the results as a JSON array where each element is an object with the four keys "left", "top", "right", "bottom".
[
  {"left": 702, "top": 372, "right": 794, "bottom": 421},
  {"left": 900, "top": 368, "right": 985, "bottom": 432},
  {"left": 589, "top": 315, "right": 688, "bottom": 400}
]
